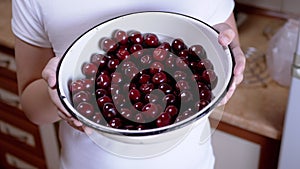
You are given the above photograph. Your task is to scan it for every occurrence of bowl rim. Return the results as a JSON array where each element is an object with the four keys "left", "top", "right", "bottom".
[{"left": 56, "top": 11, "right": 235, "bottom": 136}]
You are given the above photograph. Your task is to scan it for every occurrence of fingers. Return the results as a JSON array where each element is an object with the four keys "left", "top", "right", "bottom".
[
  {"left": 231, "top": 45, "right": 246, "bottom": 85},
  {"left": 42, "top": 57, "right": 61, "bottom": 88},
  {"left": 214, "top": 23, "right": 236, "bottom": 46}
]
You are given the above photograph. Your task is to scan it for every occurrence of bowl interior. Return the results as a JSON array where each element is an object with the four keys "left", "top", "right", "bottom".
[{"left": 57, "top": 11, "right": 234, "bottom": 136}]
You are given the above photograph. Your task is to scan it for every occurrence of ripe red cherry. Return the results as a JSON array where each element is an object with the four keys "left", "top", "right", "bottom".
[
  {"left": 158, "top": 42, "right": 171, "bottom": 51},
  {"left": 142, "top": 103, "right": 160, "bottom": 120},
  {"left": 156, "top": 112, "right": 172, "bottom": 128},
  {"left": 90, "top": 53, "right": 106, "bottom": 66},
  {"left": 107, "top": 58, "right": 119, "bottom": 72},
  {"left": 82, "top": 63, "right": 98, "bottom": 77},
  {"left": 138, "top": 74, "right": 151, "bottom": 84},
  {"left": 152, "top": 72, "right": 167, "bottom": 84},
  {"left": 80, "top": 79, "right": 94, "bottom": 91},
  {"left": 69, "top": 80, "right": 84, "bottom": 94},
  {"left": 116, "top": 48, "right": 130, "bottom": 61},
  {"left": 153, "top": 48, "right": 168, "bottom": 61},
  {"left": 189, "top": 44, "right": 207, "bottom": 59},
  {"left": 129, "top": 44, "right": 144, "bottom": 58},
  {"left": 109, "top": 118, "right": 122, "bottom": 128},
  {"left": 202, "top": 69, "right": 217, "bottom": 83},
  {"left": 76, "top": 102, "right": 95, "bottom": 118},
  {"left": 171, "top": 38, "right": 186, "bottom": 53},
  {"left": 102, "top": 102, "right": 118, "bottom": 119},
  {"left": 139, "top": 83, "right": 154, "bottom": 94},
  {"left": 72, "top": 90, "right": 91, "bottom": 106},
  {"left": 128, "top": 31, "right": 143, "bottom": 44},
  {"left": 91, "top": 112, "right": 103, "bottom": 124},
  {"left": 158, "top": 83, "right": 173, "bottom": 94},
  {"left": 113, "top": 29, "right": 128, "bottom": 45},
  {"left": 140, "top": 54, "right": 152, "bottom": 66},
  {"left": 165, "top": 105, "right": 178, "bottom": 117},
  {"left": 143, "top": 33, "right": 160, "bottom": 47},
  {"left": 129, "top": 88, "right": 141, "bottom": 103},
  {"left": 97, "top": 95, "right": 112, "bottom": 108},
  {"left": 99, "top": 38, "right": 118, "bottom": 53},
  {"left": 96, "top": 74, "right": 111, "bottom": 89}
]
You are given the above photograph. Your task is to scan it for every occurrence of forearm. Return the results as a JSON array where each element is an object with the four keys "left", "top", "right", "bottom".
[{"left": 20, "top": 78, "right": 60, "bottom": 125}]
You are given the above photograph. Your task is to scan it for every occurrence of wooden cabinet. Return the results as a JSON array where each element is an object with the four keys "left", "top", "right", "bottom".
[{"left": 0, "top": 50, "right": 60, "bottom": 169}]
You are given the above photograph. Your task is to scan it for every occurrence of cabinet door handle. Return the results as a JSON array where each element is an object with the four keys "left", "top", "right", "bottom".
[
  {"left": 5, "top": 153, "right": 38, "bottom": 169},
  {"left": 0, "top": 58, "right": 10, "bottom": 68},
  {"left": 0, "top": 120, "right": 35, "bottom": 147}
]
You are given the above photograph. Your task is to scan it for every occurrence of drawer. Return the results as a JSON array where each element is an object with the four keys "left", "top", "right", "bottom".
[
  {"left": 0, "top": 102, "right": 44, "bottom": 157},
  {"left": 0, "top": 140, "right": 47, "bottom": 169},
  {"left": 0, "top": 51, "right": 18, "bottom": 94}
]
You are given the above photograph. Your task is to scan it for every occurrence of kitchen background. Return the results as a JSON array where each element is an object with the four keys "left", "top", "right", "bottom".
[{"left": 0, "top": 0, "right": 299, "bottom": 169}]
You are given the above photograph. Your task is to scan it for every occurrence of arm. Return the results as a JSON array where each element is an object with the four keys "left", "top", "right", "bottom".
[{"left": 14, "top": 37, "right": 60, "bottom": 125}]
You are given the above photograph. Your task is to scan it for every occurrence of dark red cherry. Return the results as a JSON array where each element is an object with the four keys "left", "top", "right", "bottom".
[
  {"left": 113, "top": 29, "right": 128, "bottom": 45},
  {"left": 142, "top": 103, "right": 160, "bottom": 120},
  {"left": 158, "top": 83, "right": 173, "bottom": 94},
  {"left": 116, "top": 48, "right": 130, "bottom": 61},
  {"left": 70, "top": 80, "right": 84, "bottom": 94},
  {"left": 140, "top": 54, "right": 152, "bottom": 65},
  {"left": 153, "top": 48, "right": 168, "bottom": 61},
  {"left": 99, "top": 37, "right": 118, "bottom": 53},
  {"left": 109, "top": 118, "right": 122, "bottom": 128},
  {"left": 152, "top": 72, "right": 167, "bottom": 84},
  {"left": 76, "top": 102, "right": 95, "bottom": 118},
  {"left": 150, "top": 61, "right": 164, "bottom": 74},
  {"left": 139, "top": 74, "right": 151, "bottom": 84},
  {"left": 143, "top": 33, "right": 160, "bottom": 47},
  {"left": 96, "top": 74, "right": 111, "bottom": 89},
  {"left": 202, "top": 69, "right": 217, "bottom": 83},
  {"left": 120, "top": 108, "right": 135, "bottom": 120},
  {"left": 107, "top": 58, "right": 119, "bottom": 72},
  {"left": 91, "top": 112, "right": 103, "bottom": 124},
  {"left": 90, "top": 53, "right": 106, "bottom": 67},
  {"left": 128, "top": 31, "right": 143, "bottom": 44},
  {"left": 129, "top": 89, "right": 141, "bottom": 103},
  {"left": 129, "top": 44, "right": 144, "bottom": 58},
  {"left": 156, "top": 112, "right": 172, "bottom": 128},
  {"left": 158, "top": 42, "right": 171, "bottom": 51},
  {"left": 174, "top": 70, "right": 187, "bottom": 81},
  {"left": 102, "top": 102, "right": 118, "bottom": 119},
  {"left": 97, "top": 95, "right": 112, "bottom": 108},
  {"left": 171, "top": 38, "right": 186, "bottom": 53},
  {"left": 165, "top": 105, "right": 178, "bottom": 117},
  {"left": 72, "top": 90, "right": 91, "bottom": 106},
  {"left": 111, "top": 72, "right": 122, "bottom": 84},
  {"left": 189, "top": 44, "right": 206, "bottom": 59},
  {"left": 139, "top": 83, "right": 154, "bottom": 94},
  {"left": 162, "top": 94, "right": 177, "bottom": 105},
  {"left": 95, "top": 88, "right": 108, "bottom": 98}
]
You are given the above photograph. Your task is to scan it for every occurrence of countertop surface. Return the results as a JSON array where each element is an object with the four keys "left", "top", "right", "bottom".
[
  {"left": 219, "top": 14, "right": 289, "bottom": 140},
  {"left": 0, "top": 0, "right": 289, "bottom": 140}
]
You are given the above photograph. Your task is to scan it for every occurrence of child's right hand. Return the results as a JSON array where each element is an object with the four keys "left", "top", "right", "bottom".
[{"left": 42, "top": 57, "right": 92, "bottom": 134}]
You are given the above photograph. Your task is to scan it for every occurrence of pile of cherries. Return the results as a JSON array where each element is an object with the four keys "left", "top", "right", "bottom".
[{"left": 69, "top": 29, "right": 217, "bottom": 130}]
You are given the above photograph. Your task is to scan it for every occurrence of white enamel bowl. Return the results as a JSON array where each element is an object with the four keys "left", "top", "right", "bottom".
[{"left": 57, "top": 11, "right": 234, "bottom": 158}]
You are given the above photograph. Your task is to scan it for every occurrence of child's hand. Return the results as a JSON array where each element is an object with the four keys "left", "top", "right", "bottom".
[
  {"left": 42, "top": 57, "right": 92, "bottom": 134},
  {"left": 214, "top": 23, "right": 246, "bottom": 105}
]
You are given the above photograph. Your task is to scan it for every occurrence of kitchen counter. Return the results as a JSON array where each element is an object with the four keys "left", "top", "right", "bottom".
[
  {"left": 0, "top": 0, "right": 289, "bottom": 140},
  {"left": 218, "top": 14, "right": 289, "bottom": 140}
]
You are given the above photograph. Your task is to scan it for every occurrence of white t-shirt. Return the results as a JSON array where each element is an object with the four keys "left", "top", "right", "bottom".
[{"left": 12, "top": 0, "right": 234, "bottom": 169}]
